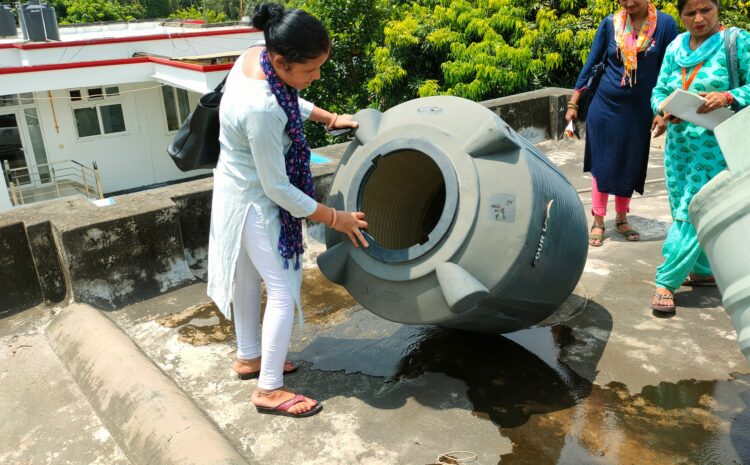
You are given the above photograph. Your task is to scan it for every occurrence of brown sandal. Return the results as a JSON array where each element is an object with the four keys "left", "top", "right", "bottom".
[
  {"left": 651, "top": 291, "right": 676, "bottom": 314},
  {"left": 615, "top": 220, "right": 640, "bottom": 241},
  {"left": 589, "top": 223, "right": 605, "bottom": 247},
  {"left": 682, "top": 274, "right": 716, "bottom": 287}
]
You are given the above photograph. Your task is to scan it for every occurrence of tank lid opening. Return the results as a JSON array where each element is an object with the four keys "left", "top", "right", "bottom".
[{"left": 357, "top": 149, "right": 456, "bottom": 263}]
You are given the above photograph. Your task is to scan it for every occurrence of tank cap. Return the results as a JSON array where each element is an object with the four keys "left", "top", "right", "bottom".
[{"left": 416, "top": 106, "right": 443, "bottom": 114}]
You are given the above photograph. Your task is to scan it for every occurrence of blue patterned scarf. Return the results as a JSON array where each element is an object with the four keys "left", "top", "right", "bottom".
[
  {"left": 674, "top": 30, "right": 725, "bottom": 68},
  {"left": 260, "top": 49, "right": 316, "bottom": 270}
]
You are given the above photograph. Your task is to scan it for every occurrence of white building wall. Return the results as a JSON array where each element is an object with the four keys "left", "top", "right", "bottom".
[
  {"left": 37, "top": 84, "right": 155, "bottom": 193},
  {"left": 1, "top": 27, "right": 258, "bottom": 200},
  {"left": 33, "top": 82, "right": 208, "bottom": 194},
  {"left": 133, "top": 83, "right": 210, "bottom": 186},
  {"left": 0, "top": 49, "right": 21, "bottom": 67},
  {"left": 0, "top": 173, "right": 11, "bottom": 212}
]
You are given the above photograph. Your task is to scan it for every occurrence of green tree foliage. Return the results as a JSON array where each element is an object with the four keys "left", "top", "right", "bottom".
[
  {"left": 289, "top": 0, "right": 389, "bottom": 147},
  {"left": 721, "top": 1, "right": 750, "bottom": 30},
  {"left": 51, "top": 0, "right": 145, "bottom": 24},
  {"left": 49, "top": 0, "right": 243, "bottom": 24},
  {"left": 140, "top": 0, "right": 176, "bottom": 18},
  {"left": 168, "top": 5, "right": 228, "bottom": 22},
  {"left": 175, "top": 0, "right": 245, "bottom": 20},
  {"left": 368, "top": 0, "right": 750, "bottom": 108}
]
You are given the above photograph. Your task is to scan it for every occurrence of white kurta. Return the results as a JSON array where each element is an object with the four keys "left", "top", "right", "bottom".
[{"left": 207, "top": 48, "right": 317, "bottom": 320}]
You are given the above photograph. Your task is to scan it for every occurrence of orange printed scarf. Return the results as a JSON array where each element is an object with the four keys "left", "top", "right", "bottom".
[{"left": 613, "top": 2, "right": 658, "bottom": 87}]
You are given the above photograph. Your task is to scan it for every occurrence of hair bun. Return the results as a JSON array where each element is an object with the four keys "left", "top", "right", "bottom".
[{"left": 252, "top": 3, "right": 285, "bottom": 31}]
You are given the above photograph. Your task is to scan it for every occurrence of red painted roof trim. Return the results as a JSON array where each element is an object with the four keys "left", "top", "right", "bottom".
[
  {"left": 0, "top": 56, "right": 234, "bottom": 74},
  {"left": 148, "top": 56, "right": 234, "bottom": 72},
  {"left": 1, "top": 57, "right": 149, "bottom": 73},
  {"left": 0, "top": 27, "right": 258, "bottom": 50}
]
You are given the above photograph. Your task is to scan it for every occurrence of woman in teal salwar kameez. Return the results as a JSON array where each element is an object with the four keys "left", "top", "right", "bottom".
[{"left": 650, "top": 0, "right": 750, "bottom": 314}]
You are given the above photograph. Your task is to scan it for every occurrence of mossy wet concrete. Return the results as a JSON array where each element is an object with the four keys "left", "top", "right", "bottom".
[{"left": 0, "top": 145, "right": 345, "bottom": 316}]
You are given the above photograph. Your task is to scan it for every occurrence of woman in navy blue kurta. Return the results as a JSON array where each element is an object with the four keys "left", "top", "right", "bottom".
[{"left": 567, "top": 1, "right": 678, "bottom": 246}]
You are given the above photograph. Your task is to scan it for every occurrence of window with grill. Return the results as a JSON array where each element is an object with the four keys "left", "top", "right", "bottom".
[{"left": 70, "top": 87, "right": 126, "bottom": 139}]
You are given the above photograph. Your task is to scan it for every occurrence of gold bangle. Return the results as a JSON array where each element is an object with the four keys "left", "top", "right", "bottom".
[
  {"left": 567, "top": 103, "right": 579, "bottom": 110},
  {"left": 326, "top": 113, "right": 338, "bottom": 130},
  {"left": 330, "top": 208, "right": 337, "bottom": 228}
]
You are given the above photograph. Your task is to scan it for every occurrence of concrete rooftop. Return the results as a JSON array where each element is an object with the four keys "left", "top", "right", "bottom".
[{"left": 1, "top": 137, "right": 749, "bottom": 465}]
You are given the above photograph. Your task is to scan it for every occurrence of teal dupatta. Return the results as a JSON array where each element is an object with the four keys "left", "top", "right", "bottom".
[{"left": 673, "top": 29, "right": 725, "bottom": 68}]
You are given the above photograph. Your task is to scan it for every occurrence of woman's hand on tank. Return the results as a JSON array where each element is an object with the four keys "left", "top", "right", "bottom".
[
  {"left": 331, "top": 210, "right": 369, "bottom": 248},
  {"left": 565, "top": 108, "right": 578, "bottom": 123},
  {"left": 651, "top": 114, "right": 667, "bottom": 138},
  {"left": 331, "top": 114, "right": 359, "bottom": 130},
  {"left": 324, "top": 113, "right": 359, "bottom": 135},
  {"left": 696, "top": 92, "right": 729, "bottom": 114}
]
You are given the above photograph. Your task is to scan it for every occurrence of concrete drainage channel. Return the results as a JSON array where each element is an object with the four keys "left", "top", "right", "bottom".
[
  {"left": 47, "top": 304, "right": 257, "bottom": 465},
  {"left": 46, "top": 303, "right": 255, "bottom": 465}
]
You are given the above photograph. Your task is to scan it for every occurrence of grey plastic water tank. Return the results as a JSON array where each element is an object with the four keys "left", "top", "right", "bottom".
[
  {"left": 690, "top": 108, "right": 750, "bottom": 362},
  {"left": 0, "top": 5, "right": 16, "bottom": 38},
  {"left": 317, "top": 96, "right": 588, "bottom": 334},
  {"left": 19, "top": 0, "right": 59, "bottom": 42}
]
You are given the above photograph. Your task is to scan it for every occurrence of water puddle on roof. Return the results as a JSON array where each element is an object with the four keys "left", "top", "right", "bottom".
[
  {"left": 300, "top": 267, "right": 357, "bottom": 326},
  {"left": 397, "top": 326, "right": 750, "bottom": 465},
  {"left": 155, "top": 268, "right": 750, "bottom": 465},
  {"left": 156, "top": 268, "right": 355, "bottom": 345},
  {"left": 299, "top": 301, "right": 750, "bottom": 465},
  {"left": 498, "top": 374, "right": 750, "bottom": 465},
  {"left": 155, "top": 300, "right": 234, "bottom": 345}
]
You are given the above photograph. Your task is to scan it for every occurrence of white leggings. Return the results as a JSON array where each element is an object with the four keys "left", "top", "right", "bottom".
[{"left": 233, "top": 208, "right": 295, "bottom": 390}]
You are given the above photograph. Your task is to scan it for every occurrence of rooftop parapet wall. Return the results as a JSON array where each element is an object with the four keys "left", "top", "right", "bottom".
[
  {"left": 0, "top": 88, "right": 571, "bottom": 315},
  {"left": 0, "top": 190, "right": 197, "bottom": 312},
  {"left": 0, "top": 222, "right": 44, "bottom": 313},
  {"left": 0, "top": 163, "right": 342, "bottom": 315},
  {"left": 481, "top": 87, "right": 572, "bottom": 143}
]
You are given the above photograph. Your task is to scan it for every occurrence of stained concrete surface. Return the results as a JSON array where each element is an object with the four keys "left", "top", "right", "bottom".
[
  {"left": 46, "top": 303, "right": 254, "bottom": 465},
  {"left": 1, "top": 137, "right": 749, "bottom": 465},
  {"left": 0, "top": 143, "right": 346, "bottom": 317},
  {"left": 0, "top": 305, "right": 131, "bottom": 465}
]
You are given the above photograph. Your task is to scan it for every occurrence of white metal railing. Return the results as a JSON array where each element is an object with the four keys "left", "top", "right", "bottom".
[{"left": 3, "top": 159, "right": 104, "bottom": 206}]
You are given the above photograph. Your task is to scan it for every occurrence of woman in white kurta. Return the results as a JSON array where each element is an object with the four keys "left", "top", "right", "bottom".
[{"left": 207, "top": 3, "right": 368, "bottom": 417}]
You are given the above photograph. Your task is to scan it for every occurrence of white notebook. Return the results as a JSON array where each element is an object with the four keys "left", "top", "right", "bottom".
[{"left": 659, "top": 89, "right": 734, "bottom": 130}]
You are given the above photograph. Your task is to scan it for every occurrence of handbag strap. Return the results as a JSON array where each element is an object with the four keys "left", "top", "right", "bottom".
[
  {"left": 213, "top": 73, "right": 229, "bottom": 93},
  {"left": 724, "top": 27, "right": 740, "bottom": 90},
  {"left": 599, "top": 15, "right": 613, "bottom": 66}
]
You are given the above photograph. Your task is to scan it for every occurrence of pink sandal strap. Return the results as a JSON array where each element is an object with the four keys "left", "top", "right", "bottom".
[{"left": 274, "top": 394, "right": 312, "bottom": 412}]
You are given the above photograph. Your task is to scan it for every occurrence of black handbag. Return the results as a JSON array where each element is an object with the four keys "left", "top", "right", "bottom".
[
  {"left": 576, "top": 18, "right": 612, "bottom": 123},
  {"left": 167, "top": 74, "right": 228, "bottom": 171},
  {"left": 577, "top": 62, "right": 605, "bottom": 122}
]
